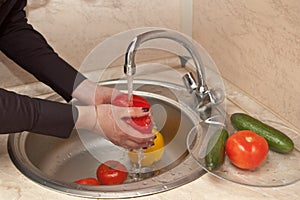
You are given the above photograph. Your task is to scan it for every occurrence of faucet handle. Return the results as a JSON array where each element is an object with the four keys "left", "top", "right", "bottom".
[
  {"left": 183, "top": 72, "right": 225, "bottom": 120},
  {"left": 196, "top": 88, "right": 225, "bottom": 109},
  {"left": 182, "top": 72, "right": 198, "bottom": 93},
  {"left": 196, "top": 87, "right": 225, "bottom": 119},
  {"left": 207, "top": 88, "right": 225, "bottom": 106}
]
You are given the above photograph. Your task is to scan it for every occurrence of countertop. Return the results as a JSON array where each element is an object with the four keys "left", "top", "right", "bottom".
[{"left": 0, "top": 80, "right": 299, "bottom": 200}]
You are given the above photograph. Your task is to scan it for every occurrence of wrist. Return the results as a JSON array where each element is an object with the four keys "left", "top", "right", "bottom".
[
  {"left": 72, "top": 79, "right": 97, "bottom": 105},
  {"left": 75, "top": 105, "right": 97, "bottom": 130}
]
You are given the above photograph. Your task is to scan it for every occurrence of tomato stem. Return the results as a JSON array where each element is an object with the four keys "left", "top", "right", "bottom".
[{"left": 245, "top": 136, "right": 253, "bottom": 142}]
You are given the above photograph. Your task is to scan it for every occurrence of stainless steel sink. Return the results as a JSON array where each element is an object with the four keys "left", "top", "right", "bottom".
[
  {"left": 7, "top": 27, "right": 227, "bottom": 198},
  {"left": 7, "top": 80, "right": 208, "bottom": 199}
]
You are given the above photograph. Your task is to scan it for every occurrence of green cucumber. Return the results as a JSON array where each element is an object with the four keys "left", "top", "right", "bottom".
[
  {"left": 205, "top": 129, "right": 229, "bottom": 171},
  {"left": 230, "top": 113, "right": 294, "bottom": 153}
]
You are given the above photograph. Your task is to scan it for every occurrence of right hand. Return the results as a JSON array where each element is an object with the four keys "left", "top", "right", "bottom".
[{"left": 75, "top": 104, "right": 155, "bottom": 150}]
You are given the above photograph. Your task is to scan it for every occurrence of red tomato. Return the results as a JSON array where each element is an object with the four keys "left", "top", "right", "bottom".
[
  {"left": 96, "top": 160, "right": 128, "bottom": 185},
  {"left": 112, "top": 93, "right": 153, "bottom": 133},
  {"left": 225, "top": 130, "right": 269, "bottom": 170},
  {"left": 74, "top": 177, "right": 100, "bottom": 185}
]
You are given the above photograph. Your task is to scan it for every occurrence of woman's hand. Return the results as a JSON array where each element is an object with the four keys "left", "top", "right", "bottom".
[
  {"left": 75, "top": 104, "right": 155, "bottom": 150},
  {"left": 95, "top": 104, "right": 155, "bottom": 149},
  {"left": 72, "top": 79, "right": 155, "bottom": 149},
  {"left": 72, "top": 79, "right": 118, "bottom": 105}
]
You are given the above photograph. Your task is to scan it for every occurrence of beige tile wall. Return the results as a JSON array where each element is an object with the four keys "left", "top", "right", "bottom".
[
  {"left": 0, "top": 0, "right": 183, "bottom": 88},
  {"left": 193, "top": 0, "right": 300, "bottom": 130},
  {"left": 1, "top": 0, "right": 299, "bottom": 130}
]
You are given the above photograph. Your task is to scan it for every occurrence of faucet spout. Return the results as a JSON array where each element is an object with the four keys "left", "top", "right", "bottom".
[
  {"left": 124, "top": 29, "right": 207, "bottom": 91},
  {"left": 123, "top": 29, "right": 224, "bottom": 120}
]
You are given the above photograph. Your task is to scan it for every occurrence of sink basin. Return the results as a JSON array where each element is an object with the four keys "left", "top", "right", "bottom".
[{"left": 8, "top": 80, "right": 208, "bottom": 199}]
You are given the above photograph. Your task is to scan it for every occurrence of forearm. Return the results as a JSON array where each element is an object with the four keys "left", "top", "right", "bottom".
[
  {"left": 0, "top": 1, "right": 86, "bottom": 102},
  {"left": 0, "top": 88, "right": 76, "bottom": 138}
]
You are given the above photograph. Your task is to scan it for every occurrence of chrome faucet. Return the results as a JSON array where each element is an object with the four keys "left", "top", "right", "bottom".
[{"left": 123, "top": 29, "right": 224, "bottom": 120}]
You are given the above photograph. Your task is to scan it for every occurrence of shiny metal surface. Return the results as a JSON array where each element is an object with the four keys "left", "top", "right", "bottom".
[
  {"left": 123, "top": 29, "right": 225, "bottom": 120},
  {"left": 8, "top": 80, "right": 206, "bottom": 199},
  {"left": 123, "top": 29, "right": 206, "bottom": 89}
]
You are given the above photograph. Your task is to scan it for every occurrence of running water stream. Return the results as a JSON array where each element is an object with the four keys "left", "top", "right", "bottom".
[
  {"left": 127, "top": 75, "right": 134, "bottom": 104},
  {"left": 127, "top": 75, "right": 144, "bottom": 181}
]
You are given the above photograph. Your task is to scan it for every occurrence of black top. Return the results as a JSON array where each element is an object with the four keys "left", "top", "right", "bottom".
[{"left": 0, "top": 0, "right": 87, "bottom": 138}]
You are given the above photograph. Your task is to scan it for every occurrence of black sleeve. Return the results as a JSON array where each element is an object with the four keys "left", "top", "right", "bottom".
[
  {"left": 0, "top": 0, "right": 84, "bottom": 137},
  {"left": 0, "top": 0, "right": 86, "bottom": 102},
  {"left": 0, "top": 88, "right": 78, "bottom": 138}
]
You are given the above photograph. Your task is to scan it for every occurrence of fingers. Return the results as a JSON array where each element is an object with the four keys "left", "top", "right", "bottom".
[
  {"left": 95, "top": 104, "right": 155, "bottom": 150},
  {"left": 117, "top": 119, "right": 155, "bottom": 141},
  {"left": 107, "top": 119, "right": 155, "bottom": 150},
  {"left": 118, "top": 138, "right": 154, "bottom": 150},
  {"left": 116, "top": 134, "right": 155, "bottom": 150},
  {"left": 114, "top": 106, "right": 150, "bottom": 119}
]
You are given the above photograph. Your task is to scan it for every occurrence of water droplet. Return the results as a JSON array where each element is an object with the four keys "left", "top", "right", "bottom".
[
  {"left": 158, "top": 179, "right": 168, "bottom": 184},
  {"left": 135, "top": 191, "right": 142, "bottom": 196}
]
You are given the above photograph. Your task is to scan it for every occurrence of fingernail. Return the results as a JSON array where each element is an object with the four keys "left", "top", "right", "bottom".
[{"left": 142, "top": 108, "right": 149, "bottom": 112}]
